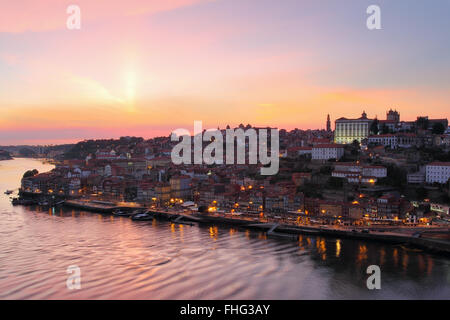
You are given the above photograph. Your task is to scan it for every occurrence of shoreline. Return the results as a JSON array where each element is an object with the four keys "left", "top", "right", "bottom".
[
  {"left": 61, "top": 199, "right": 450, "bottom": 256},
  {"left": 150, "top": 210, "right": 450, "bottom": 256}
]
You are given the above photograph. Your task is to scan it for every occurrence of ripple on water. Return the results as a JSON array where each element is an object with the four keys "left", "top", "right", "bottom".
[{"left": 0, "top": 161, "right": 449, "bottom": 299}]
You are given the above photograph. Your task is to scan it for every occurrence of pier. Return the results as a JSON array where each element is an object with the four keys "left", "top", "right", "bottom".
[
  {"left": 21, "top": 198, "right": 450, "bottom": 255},
  {"left": 64, "top": 199, "right": 144, "bottom": 213},
  {"left": 145, "top": 209, "right": 450, "bottom": 255}
]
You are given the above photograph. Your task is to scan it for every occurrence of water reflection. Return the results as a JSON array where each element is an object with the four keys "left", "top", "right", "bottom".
[
  {"left": 336, "top": 240, "right": 341, "bottom": 258},
  {"left": 0, "top": 159, "right": 449, "bottom": 299}
]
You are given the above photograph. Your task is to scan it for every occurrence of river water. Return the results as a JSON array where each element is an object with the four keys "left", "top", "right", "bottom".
[{"left": 0, "top": 158, "right": 449, "bottom": 299}]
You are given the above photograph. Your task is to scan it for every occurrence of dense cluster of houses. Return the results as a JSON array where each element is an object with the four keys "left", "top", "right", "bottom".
[{"left": 19, "top": 116, "right": 450, "bottom": 225}]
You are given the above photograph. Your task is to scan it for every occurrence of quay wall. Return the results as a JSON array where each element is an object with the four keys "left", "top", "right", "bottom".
[{"left": 150, "top": 210, "right": 450, "bottom": 255}]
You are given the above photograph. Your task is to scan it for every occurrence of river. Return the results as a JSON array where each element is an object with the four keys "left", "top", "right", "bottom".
[{"left": 0, "top": 158, "right": 449, "bottom": 299}]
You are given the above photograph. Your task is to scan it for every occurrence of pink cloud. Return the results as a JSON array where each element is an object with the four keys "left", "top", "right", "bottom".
[
  {"left": 0, "top": 0, "right": 211, "bottom": 33},
  {"left": 0, "top": 53, "right": 19, "bottom": 66}
]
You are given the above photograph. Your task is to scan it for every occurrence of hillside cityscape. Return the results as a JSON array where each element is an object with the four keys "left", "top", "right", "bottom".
[{"left": 2, "top": 110, "right": 449, "bottom": 240}]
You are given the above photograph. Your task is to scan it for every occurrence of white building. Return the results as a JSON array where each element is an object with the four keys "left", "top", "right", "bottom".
[
  {"left": 368, "top": 133, "right": 420, "bottom": 149},
  {"left": 298, "top": 147, "right": 313, "bottom": 156},
  {"left": 312, "top": 144, "right": 344, "bottom": 160},
  {"left": 334, "top": 111, "right": 372, "bottom": 144},
  {"left": 426, "top": 162, "right": 450, "bottom": 184},
  {"left": 368, "top": 134, "right": 398, "bottom": 149},
  {"left": 286, "top": 146, "right": 313, "bottom": 158},
  {"left": 407, "top": 172, "right": 426, "bottom": 184},
  {"left": 332, "top": 162, "right": 387, "bottom": 184},
  {"left": 430, "top": 203, "right": 449, "bottom": 216},
  {"left": 362, "top": 166, "right": 387, "bottom": 178},
  {"left": 95, "top": 149, "right": 117, "bottom": 160},
  {"left": 334, "top": 162, "right": 360, "bottom": 173}
]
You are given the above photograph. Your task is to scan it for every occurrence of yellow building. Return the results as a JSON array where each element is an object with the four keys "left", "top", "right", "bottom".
[{"left": 334, "top": 111, "right": 372, "bottom": 144}]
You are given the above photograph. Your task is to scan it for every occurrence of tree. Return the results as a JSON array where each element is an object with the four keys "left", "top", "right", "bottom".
[
  {"left": 23, "top": 169, "right": 39, "bottom": 178},
  {"left": 352, "top": 140, "right": 360, "bottom": 147},
  {"left": 377, "top": 164, "right": 406, "bottom": 188},
  {"left": 328, "top": 177, "right": 344, "bottom": 188},
  {"left": 320, "top": 165, "right": 333, "bottom": 175},
  {"left": 432, "top": 122, "right": 445, "bottom": 135},
  {"left": 370, "top": 119, "right": 379, "bottom": 135},
  {"left": 350, "top": 140, "right": 360, "bottom": 156},
  {"left": 416, "top": 187, "right": 428, "bottom": 200},
  {"left": 416, "top": 117, "right": 429, "bottom": 131}
]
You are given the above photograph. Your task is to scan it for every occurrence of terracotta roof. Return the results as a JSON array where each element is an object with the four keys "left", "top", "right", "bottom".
[
  {"left": 313, "top": 144, "right": 344, "bottom": 149},
  {"left": 427, "top": 162, "right": 450, "bottom": 167}
]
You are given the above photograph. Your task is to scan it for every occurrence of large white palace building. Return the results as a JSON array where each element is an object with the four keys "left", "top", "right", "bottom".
[{"left": 334, "top": 111, "right": 373, "bottom": 144}]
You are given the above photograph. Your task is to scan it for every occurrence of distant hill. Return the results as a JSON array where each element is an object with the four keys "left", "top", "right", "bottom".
[
  {"left": 63, "top": 137, "right": 144, "bottom": 160},
  {"left": 0, "top": 150, "right": 12, "bottom": 160},
  {"left": 0, "top": 144, "right": 74, "bottom": 159}
]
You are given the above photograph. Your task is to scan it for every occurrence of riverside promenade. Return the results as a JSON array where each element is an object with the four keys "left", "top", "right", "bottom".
[
  {"left": 60, "top": 200, "right": 450, "bottom": 255},
  {"left": 148, "top": 209, "right": 450, "bottom": 255}
]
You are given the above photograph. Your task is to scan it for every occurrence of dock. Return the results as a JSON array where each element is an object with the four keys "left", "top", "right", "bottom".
[
  {"left": 149, "top": 211, "right": 450, "bottom": 254},
  {"left": 58, "top": 202, "right": 450, "bottom": 255},
  {"left": 64, "top": 199, "right": 144, "bottom": 213}
]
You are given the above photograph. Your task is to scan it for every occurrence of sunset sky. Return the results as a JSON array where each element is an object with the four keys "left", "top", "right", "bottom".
[{"left": 1, "top": 0, "right": 449, "bottom": 145}]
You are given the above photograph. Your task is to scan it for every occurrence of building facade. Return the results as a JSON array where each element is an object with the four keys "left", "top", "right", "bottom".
[
  {"left": 312, "top": 144, "right": 344, "bottom": 160},
  {"left": 368, "top": 134, "right": 398, "bottom": 149},
  {"left": 334, "top": 111, "right": 372, "bottom": 144},
  {"left": 426, "top": 162, "right": 450, "bottom": 184},
  {"left": 332, "top": 162, "right": 387, "bottom": 184}
]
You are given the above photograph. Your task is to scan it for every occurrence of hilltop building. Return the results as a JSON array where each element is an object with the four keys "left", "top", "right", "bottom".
[
  {"left": 386, "top": 109, "right": 400, "bottom": 122},
  {"left": 334, "top": 111, "right": 372, "bottom": 144}
]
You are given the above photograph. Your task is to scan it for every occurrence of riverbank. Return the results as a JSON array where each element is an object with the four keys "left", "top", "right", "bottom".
[
  {"left": 147, "top": 209, "right": 450, "bottom": 256},
  {"left": 14, "top": 195, "right": 450, "bottom": 256}
]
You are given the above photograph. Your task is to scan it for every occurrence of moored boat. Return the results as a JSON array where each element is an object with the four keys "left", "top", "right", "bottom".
[
  {"left": 113, "top": 209, "right": 131, "bottom": 217},
  {"left": 131, "top": 211, "right": 153, "bottom": 221}
]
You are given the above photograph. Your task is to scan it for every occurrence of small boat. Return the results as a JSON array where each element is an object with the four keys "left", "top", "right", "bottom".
[
  {"left": 400, "top": 245, "right": 423, "bottom": 252},
  {"left": 268, "top": 231, "right": 299, "bottom": 240},
  {"left": 12, "top": 198, "right": 36, "bottom": 206},
  {"left": 4, "top": 190, "right": 13, "bottom": 195},
  {"left": 132, "top": 208, "right": 148, "bottom": 215},
  {"left": 113, "top": 209, "right": 131, "bottom": 217},
  {"left": 132, "top": 212, "right": 153, "bottom": 221}
]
